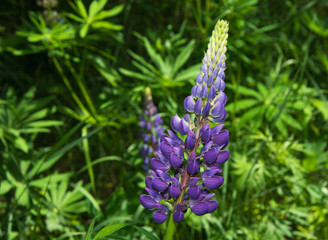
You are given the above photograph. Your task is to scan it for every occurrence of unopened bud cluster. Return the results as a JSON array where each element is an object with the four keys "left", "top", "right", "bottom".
[
  {"left": 139, "top": 87, "right": 164, "bottom": 171},
  {"left": 140, "top": 20, "right": 230, "bottom": 224}
]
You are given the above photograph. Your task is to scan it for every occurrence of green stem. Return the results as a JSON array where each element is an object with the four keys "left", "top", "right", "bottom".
[{"left": 165, "top": 214, "right": 175, "bottom": 240}]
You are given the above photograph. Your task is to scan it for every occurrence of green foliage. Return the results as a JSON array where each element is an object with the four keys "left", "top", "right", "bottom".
[{"left": 0, "top": 0, "right": 327, "bottom": 239}]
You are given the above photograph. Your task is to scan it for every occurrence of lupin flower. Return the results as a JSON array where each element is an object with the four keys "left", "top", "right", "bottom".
[
  {"left": 140, "top": 20, "right": 230, "bottom": 223},
  {"left": 139, "top": 87, "right": 165, "bottom": 171}
]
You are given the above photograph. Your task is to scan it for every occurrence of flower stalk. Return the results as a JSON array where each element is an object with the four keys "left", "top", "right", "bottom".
[{"left": 140, "top": 20, "right": 230, "bottom": 224}]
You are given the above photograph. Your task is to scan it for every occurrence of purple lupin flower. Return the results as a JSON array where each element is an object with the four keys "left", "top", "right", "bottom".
[
  {"left": 139, "top": 87, "right": 165, "bottom": 171},
  {"left": 140, "top": 20, "right": 229, "bottom": 223}
]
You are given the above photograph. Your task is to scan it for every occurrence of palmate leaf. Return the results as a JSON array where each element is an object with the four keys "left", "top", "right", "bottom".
[
  {"left": 172, "top": 40, "right": 195, "bottom": 75},
  {"left": 127, "top": 50, "right": 159, "bottom": 74},
  {"left": 143, "top": 37, "right": 165, "bottom": 72}
]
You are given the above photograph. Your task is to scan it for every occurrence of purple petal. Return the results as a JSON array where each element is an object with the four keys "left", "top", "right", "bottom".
[
  {"left": 207, "top": 200, "right": 218, "bottom": 213},
  {"left": 203, "top": 148, "right": 219, "bottom": 165},
  {"left": 170, "top": 152, "right": 183, "bottom": 169},
  {"left": 187, "top": 159, "right": 200, "bottom": 175},
  {"left": 188, "top": 177, "right": 199, "bottom": 187},
  {"left": 140, "top": 195, "right": 157, "bottom": 209},
  {"left": 211, "top": 101, "right": 224, "bottom": 117},
  {"left": 184, "top": 96, "right": 195, "bottom": 112},
  {"left": 195, "top": 85, "right": 202, "bottom": 97},
  {"left": 191, "top": 85, "right": 197, "bottom": 97},
  {"left": 203, "top": 193, "right": 216, "bottom": 201},
  {"left": 218, "top": 69, "right": 225, "bottom": 83},
  {"left": 160, "top": 142, "right": 173, "bottom": 158},
  {"left": 212, "top": 129, "right": 229, "bottom": 149},
  {"left": 185, "top": 131, "right": 196, "bottom": 150},
  {"left": 188, "top": 186, "right": 201, "bottom": 200},
  {"left": 170, "top": 114, "right": 181, "bottom": 132},
  {"left": 201, "top": 141, "right": 213, "bottom": 154},
  {"left": 156, "top": 152, "right": 171, "bottom": 166},
  {"left": 201, "top": 64, "right": 207, "bottom": 74},
  {"left": 173, "top": 146, "right": 184, "bottom": 159},
  {"left": 155, "top": 203, "right": 169, "bottom": 214},
  {"left": 194, "top": 98, "right": 202, "bottom": 115},
  {"left": 201, "top": 84, "right": 208, "bottom": 98},
  {"left": 152, "top": 177, "right": 169, "bottom": 192},
  {"left": 156, "top": 170, "right": 171, "bottom": 183},
  {"left": 203, "top": 176, "right": 224, "bottom": 190},
  {"left": 212, "top": 109, "right": 227, "bottom": 123},
  {"left": 191, "top": 202, "right": 209, "bottom": 216},
  {"left": 145, "top": 188, "right": 162, "bottom": 201},
  {"left": 167, "top": 130, "right": 184, "bottom": 145},
  {"left": 151, "top": 158, "right": 169, "bottom": 172},
  {"left": 202, "top": 101, "right": 211, "bottom": 117},
  {"left": 178, "top": 119, "right": 189, "bottom": 135},
  {"left": 213, "top": 78, "right": 222, "bottom": 91},
  {"left": 208, "top": 86, "right": 215, "bottom": 100},
  {"left": 217, "top": 91, "right": 227, "bottom": 105},
  {"left": 203, "top": 73, "right": 208, "bottom": 84},
  {"left": 208, "top": 73, "right": 214, "bottom": 85},
  {"left": 173, "top": 211, "right": 184, "bottom": 223},
  {"left": 175, "top": 203, "right": 184, "bottom": 212},
  {"left": 211, "top": 124, "right": 224, "bottom": 135},
  {"left": 196, "top": 73, "right": 203, "bottom": 84},
  {"left": 145, "top": 176, "right": 152, "bottom": 188},
  {"left": 217, "top": 150, "right": 229, "bottom": 164},
  {"left": 201, "top": 127, "right": 212, "bottom": 144},
  {"left": 153, "top": 211, "right": 167, "bottom": 224},
  {"left": 171, "top": 177, "right": 180, "bottom": 187},
  {"left": 201, "top": 169, "right": 221, "bottom": 178},
  {"left": 168, "top": 186, "right": 180, "bottom": 198}
]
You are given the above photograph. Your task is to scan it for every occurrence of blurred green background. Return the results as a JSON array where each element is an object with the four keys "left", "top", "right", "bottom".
[{"left": 0, "top": 0, "right": 327, "bottom": 239}]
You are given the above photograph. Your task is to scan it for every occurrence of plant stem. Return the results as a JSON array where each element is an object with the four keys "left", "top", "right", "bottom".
[{"left": 165, "top": 214, "right": 175, "bottom": 240}]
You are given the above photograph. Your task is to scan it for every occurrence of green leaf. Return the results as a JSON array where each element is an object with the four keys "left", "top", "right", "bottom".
[
  {"left": 73, "top": 184, "right": 101, "bottom": 212},
  {"left": 281, "top": 113, "right": 302, "bottom": 131},
  {"left": 80, "top": 23, "right": 90, "bottom": 38},
  {"left": 172, "top": 40, "right": 195, "bottom": 75},
  {"left": 65, "top": 13, "right": 84, "bottom": 22},
  {"left": 27, "top": 33, "right": 44, "bottom": 42},
  {"left": 311, "top": 99, "right": 328, "bottom": 120},
  {"left": 92, "top": 224, "right": 129, "bottom": 240},
  {"left": 257, "top": 83, "right": 269, "bottom": 97},
  {"left": 226, "top": 99, "right": 259, "bottom": 112},
  {"left": 15, "top": 137, "right": 29, "bottom": 153},
  {"left": 133, "top": 226, "right": 159, "bottom": 240},
  {"left": 143, "top": 38, "right": 165, "bottom": 71},
  {"left": 240, "top": 106, "right": 262, "bottom": 124},
  {"left": 119, "top": 68, "right": 153, "bottom": 81},
  {"left": 89, "top": 1, "right": 99, "bottom": 18},
  {"left": 93, "top": 4, "right": 124, "bottom": 21},
  {"left": 275, "top": 118, "right": 288, "bottom": 137},
  {"left": 0, "top": 180, "right": 12, "bottom": 195},
  {"left": 84, "top": 217, "right": 97, "bottom": 240},
  {"left": 91, "top": 21, "right": 123, "bottom": 31},
  {"left": 226, "top": 83, "right": 262, "bottom": 99},
  {"left": 76, "top": 0, "right": 88, "bottom": 19},
  {"left": 128, "top": 50, "right": 159, "bottom": 74},
  {"left": 26, "top": 120, "right": 63, "bottom": 128}
]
